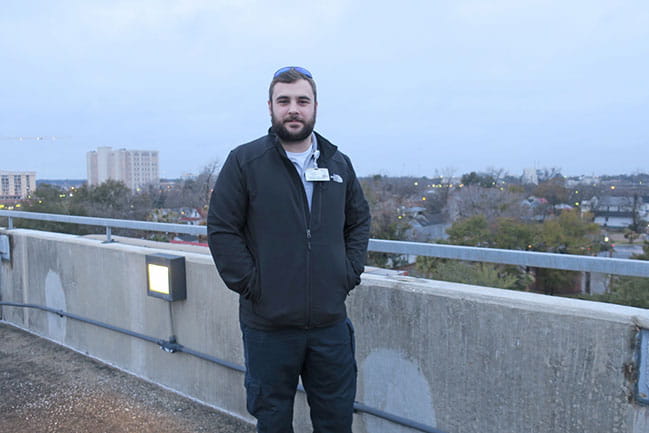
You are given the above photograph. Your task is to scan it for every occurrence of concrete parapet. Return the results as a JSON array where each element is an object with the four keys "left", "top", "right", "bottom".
[{"left": 2, "top": 228, "right": 649, "bottom": 433}]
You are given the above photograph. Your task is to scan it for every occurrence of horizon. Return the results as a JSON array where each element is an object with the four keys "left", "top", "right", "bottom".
[{"left": 33, "top": 168, "right": 649, "bottom": 183}]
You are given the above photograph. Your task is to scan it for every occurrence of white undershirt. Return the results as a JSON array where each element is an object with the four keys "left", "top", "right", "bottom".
[{"left": 285, "top": 135, "right": 317, "bottom": 211}]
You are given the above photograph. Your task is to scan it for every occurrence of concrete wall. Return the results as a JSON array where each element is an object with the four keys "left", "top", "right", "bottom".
[{"left": 2, "top": 228, "right": 649, "bottom": 433}]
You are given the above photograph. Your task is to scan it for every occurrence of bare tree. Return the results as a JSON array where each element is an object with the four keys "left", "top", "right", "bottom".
[
  {"left": 163, "top": 160, "right": 220, "bottom": 210},
  {"left": 448, "top": 185, "right": 528, "bottom": 221},
  {"left": 198, "top": 159, "right": 220, "bottom": 211},
  {"left": 485, "top": 167, "right": 507, "bottom": 185},
  {"left": 537, "top": 167, "right": 563, "bottom": 182},
  {"left": 440, "top": 167, "right": 457, "bottom": 185}
]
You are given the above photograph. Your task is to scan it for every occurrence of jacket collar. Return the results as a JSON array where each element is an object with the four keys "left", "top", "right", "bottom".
[{"left": 268, "top": 129, "right": 338, "bottom": 163}]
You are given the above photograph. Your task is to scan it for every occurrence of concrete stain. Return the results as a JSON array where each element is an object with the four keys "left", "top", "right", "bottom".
[
  {"left": 361, "top": 348, "right": 436, "bottom": 433},
  {"left": 45, "top": 270, "right": 66, "bottom": 341}
]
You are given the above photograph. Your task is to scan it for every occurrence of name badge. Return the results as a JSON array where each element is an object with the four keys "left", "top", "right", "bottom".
[{"left": 305, "top": 168, "right": 330, "bottom": 182}]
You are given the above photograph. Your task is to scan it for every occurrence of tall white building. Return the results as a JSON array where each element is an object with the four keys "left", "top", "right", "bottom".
[
  {"left": 87, "top": 147, "right": 159, "bottom": 191},
  {"left": 0, "top": 170, "right": 36, "bottom": 201},
  {"left": 521, "top": 168, "right": 539, "bottom": 185}
]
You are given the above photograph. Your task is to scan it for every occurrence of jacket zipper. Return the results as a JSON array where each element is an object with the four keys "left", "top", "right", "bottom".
[
  {"left": 305, "top": 226, "right": 312, "bottom": 328},
  {"left": 299, "top": 169, "right": 312, "bottom": 329},
  {"left": 278, "top": 145, "right": 314, "bottom": 328}
]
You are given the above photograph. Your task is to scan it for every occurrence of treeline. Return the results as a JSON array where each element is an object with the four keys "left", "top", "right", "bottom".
[
  {"left": 13, "top": 180, "right": 161, "bottom": 235},
  {"left": 5, "top": 169, "right": 648, "bottom": 307},
  {"left": 586, "top": 242, "right": 649, "bottom": 308},
  {"left": 359, "top": 172, "right": 649, "bottom": 308},
  {"left": 416, "top": 211, "right": 603, "bottom": 295},
  {"left": 8, "top": 161, "right": 221, "bottom": 235}
]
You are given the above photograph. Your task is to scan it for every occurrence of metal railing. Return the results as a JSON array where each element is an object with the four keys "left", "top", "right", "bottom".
[
  {"left": 0, "top": 301, "right": 445, "bottom": 433},
  {"left": 2, "top": 209, "right": 648, "bottom": 278},
  {"left": 0, "top": 209, "right": 448, "bottom": 433},
  {"left": 1, "top": 209, "right": 648, "bottom": 433}
]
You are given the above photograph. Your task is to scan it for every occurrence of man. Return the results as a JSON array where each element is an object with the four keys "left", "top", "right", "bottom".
[{"left": 207, "top": 66, "right": 371, "bottom": 433}]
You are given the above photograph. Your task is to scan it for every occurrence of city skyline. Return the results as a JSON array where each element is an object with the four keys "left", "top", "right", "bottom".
[
  {"left": 11, "top": 149, "right": 649, "bottom": 182},
  {"left": 2, "top": 1, "right": 648, "bottom": 179}
]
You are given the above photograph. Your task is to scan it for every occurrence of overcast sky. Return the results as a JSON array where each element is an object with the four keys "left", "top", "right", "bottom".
[{"left": 2, "top": 0, "right": 648, "bottom": 180}]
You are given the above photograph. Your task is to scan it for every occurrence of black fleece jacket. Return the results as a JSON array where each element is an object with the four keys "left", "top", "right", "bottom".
[{"left": 207, "top": 131, "right": 371, "bottom": 330}]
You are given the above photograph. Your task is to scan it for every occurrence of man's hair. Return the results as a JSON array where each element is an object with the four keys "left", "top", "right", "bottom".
[{"left": 268, "top": 68, "right": 317, "bottom": 102}]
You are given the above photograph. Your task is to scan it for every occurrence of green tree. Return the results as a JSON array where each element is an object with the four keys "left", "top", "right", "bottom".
[
  {"left": 532, "top": 268, "right": 580, "bottom": 295},
  {"left": 69, "top": 180, "right": 131, "bottom": 218},
  {"left": 533, "top": 177, "right": 569, "bottom": 213},
  {"left": 445, "top": 215, "right": 537, "bottom": 251},
  {"left": 446, "top": 214, "right": 491, "bottom": 247},
  {"left": 21, "top": 184, "right": 68, "bottom": 214},
  {"left": 587, "top": 277, "right": 649, "bottom": 309},
  {"left": 493, "top": 218, "right": 536, "bottom": 250},
  {"left": 581, "top": 241, "right": 649, "bottom": 308},
  {"left": 624, "top": 228, "right": 641, "bottom": 244},
  {"left": 417, "top": 215, "right": 535, "bottom": 290},
  {"left": 17, "top": 184, "right": 77, "bottom": 233},
  {"left": 530, "top": 210, "right": 601, "bottom": 295},
  {"left": 589, "top": 241, "right": 649, "bottom": 308},
  {"left": 421, "top": 209, "right": 602, "bottom": 294},
  {"left": 536, "top": 210, "right": 600, "bottom": 254},
  {"left": 461, "top": 171, "right": 496, "bottom": 188},
  {"left": 415, "top": 259, "right": 527, "bottom": 290}
]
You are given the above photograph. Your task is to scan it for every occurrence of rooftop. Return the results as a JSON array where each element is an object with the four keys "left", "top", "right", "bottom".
[
  {"left": 1, "top": 323, "right": 254, "bottom": 433},
  {"left": 2, "top": 212, "right": 649, "bottom": 433}
]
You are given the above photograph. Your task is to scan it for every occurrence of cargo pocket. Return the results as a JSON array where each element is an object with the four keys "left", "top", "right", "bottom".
[{"left": 244, "top": 376, "right": 263, "bottom": 416}]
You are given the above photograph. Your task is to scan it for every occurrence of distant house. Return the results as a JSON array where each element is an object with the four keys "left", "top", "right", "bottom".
[
  {"left": 521, "top": 196, "right": 548, "bottom": 209},
  {"left": 520, "top": 196, "right": 549, "bottom": 220},
  {"left": 407, "top": 220, "right": 451, "bottom": 242},
  {"left": 396, "top": 205, "right": 450, "bottom": 242},
  {"left": 177, "top": 207, "right": 203, "bottom": 225},
  {"left": 586, "top": 196, "right": 646, "bottom": 229},
  {"left": 565, "top": 176, "right": 600, "bottom": 187},
  {"left": 400, "top": 206, "right": 427, "bottom": 220},
  {"left": 150, "top": 207, "right": 205, "bottom": 225}
]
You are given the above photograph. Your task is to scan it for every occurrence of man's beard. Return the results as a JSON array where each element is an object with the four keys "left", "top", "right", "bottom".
[{"left": 271, "top": 112, "right": 316, "bottom": 142}]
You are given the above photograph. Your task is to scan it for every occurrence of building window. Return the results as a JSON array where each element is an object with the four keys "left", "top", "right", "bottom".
[
  {"left": 1, "top": 176, "right": 9, "bottom": 195},
  {"left": 14, "top": 176, "right": 22, "bottom": 196}
]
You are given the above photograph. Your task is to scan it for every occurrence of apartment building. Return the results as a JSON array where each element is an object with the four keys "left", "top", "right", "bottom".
[
  {"left": 0, "top": 170, "right": 36, "bottom": 201},
  {"left": 87, "top": 147, "right": 159, "bottom": 191}
]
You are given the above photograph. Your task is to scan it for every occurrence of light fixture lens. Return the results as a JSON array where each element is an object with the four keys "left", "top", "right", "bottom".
[{"left": 148, "top": 264, "right": 170, "bottom": 295}]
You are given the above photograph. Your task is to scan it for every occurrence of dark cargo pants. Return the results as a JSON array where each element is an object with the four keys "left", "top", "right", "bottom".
[{"left": 240, "top": 319, "right": 357, "bottom": 433}]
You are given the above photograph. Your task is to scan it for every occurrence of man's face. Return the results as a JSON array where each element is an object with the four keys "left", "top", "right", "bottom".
[{"left": 268, "top": 79, "right": 317, "bottom": 142}]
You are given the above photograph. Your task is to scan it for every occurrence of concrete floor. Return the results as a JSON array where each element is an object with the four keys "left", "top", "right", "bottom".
[{"left": 0, "top": 322, "right": 256, "bottom": 433}]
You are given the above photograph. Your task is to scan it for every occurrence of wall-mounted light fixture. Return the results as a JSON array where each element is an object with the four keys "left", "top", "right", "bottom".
[{"left": 146, "top": 253, "right": 186, "bottom": 301}]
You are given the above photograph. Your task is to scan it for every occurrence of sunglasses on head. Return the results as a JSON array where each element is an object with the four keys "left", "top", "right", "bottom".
[{"left": 273, "top": 66, "right": 313, "bottom": 79}]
